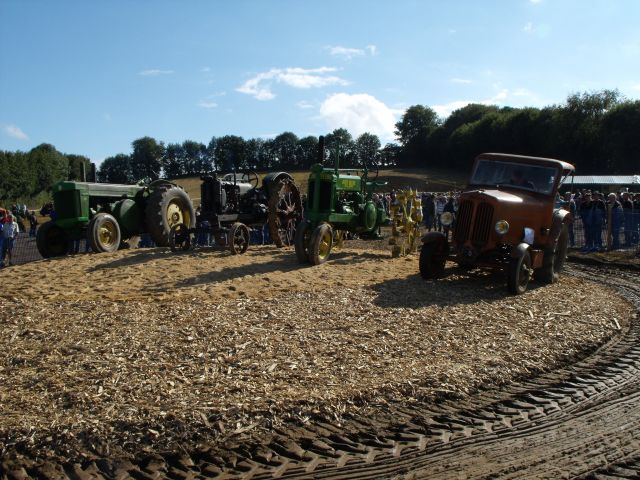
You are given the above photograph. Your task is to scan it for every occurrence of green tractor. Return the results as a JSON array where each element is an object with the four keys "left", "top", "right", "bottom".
[
  {"left": 294, "top": 136, "right": 388, "bottom": 265},
  {"left": 36, "top": 179, "right": 194, "bottom": 258}
]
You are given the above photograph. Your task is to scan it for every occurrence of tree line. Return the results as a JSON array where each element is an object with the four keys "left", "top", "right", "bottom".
[
  {"left": 97, "top": 130, "right": 391, "bottom": 184},
  {"left": 0, "top": 144, "right": 91, "bottom": 204},
  {"left": 1, "top": 89, "right": 638, "bottom": 204},
  {"left": 394, "top": 89, "right": 639, "bottom": 174}
]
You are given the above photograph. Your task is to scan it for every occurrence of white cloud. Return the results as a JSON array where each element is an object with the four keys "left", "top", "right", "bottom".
[
  {"left": 2, "top": 124, "right": 29, "bottom": 140},
  {"left": 326, "top": 44, "right": 377, "bottom": 60},
  {"left": 450, "top": 78, "right": 472, "bottom": 84},
  {"left": 237, "top": 67, "right": 348, "bottom": 101},
  {"left": 631, "top": 83, "right": 640, "bottom": 91},
  {"left": 523, "top": 22, "right": 534, "bottom": 33},
  {"left": 201, "top": 67, "right": 211, "bottom": 72},
  {"left": 319, "top": 93, "right": 398, "bottom": 141},
  {"left": 198, "top": 101, "right": 218, "bottom": 109},
  {"left": 297, "top": 100, "right": 315, "bottom": 109},
  {"left": 530, "top": 0, "right": 542, "bottom": 4},
  {"left": 139, "top": 69, "right": 174, "bottom": 76}
]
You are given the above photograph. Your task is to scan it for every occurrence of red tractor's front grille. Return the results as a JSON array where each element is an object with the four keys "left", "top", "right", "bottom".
[
  {"left": 454, "top": 200, "right": 473, "bottom": 243},
  {"left": 472, "top": 202, "right": 494, "bottom": 245}
]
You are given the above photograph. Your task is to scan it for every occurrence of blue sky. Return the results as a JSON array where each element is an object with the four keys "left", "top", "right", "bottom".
[{"left": 1, "top": 0, "right": 639, "bottom": 163}]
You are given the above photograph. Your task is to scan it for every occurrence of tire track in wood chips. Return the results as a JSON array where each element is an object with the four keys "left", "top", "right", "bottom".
[{"left": 1, "top": 265, "right": 639, "bottom": 479}]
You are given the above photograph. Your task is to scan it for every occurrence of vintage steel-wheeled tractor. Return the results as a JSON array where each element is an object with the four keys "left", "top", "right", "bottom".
[
  {"left": 294, "top": 136, "right": 388, "bottom": 265},
  {"left": 419, "top": 153, "right": 575, "bottom": 294},
  {"left": 169, "top": 171, "right": 302, "bottom": 254},
  {"left": 36, "top": 180, "right": 194, "bottom": 257}
]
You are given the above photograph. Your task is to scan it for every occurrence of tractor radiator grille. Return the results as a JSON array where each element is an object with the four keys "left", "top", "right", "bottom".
[
  {"left": 471, "top": 202, "right": 494, "bottom": 245},
  {"left": 54, "top": 190, "right": 81, "bottom": 220},
  {"left": 454, "top": 200, "right": 473, "bottom": 243}
]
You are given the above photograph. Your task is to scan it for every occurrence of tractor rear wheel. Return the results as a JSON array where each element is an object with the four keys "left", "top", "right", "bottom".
[
  {"left": 145, "top": 185, "right": 195, "bottom": 247},
  {"left": 268, "top": 178, "right": 303, "bottom": 247},
  {"left": 88, "top": 213, "right": 121, "bottom": 253},
  {"left": 309, "top": 223, "right": 333, "bottom": 265},
  {"left": 36, "top": 221, "right": 69, "bottom": 258},
  {"left": 229, "top": 222, "right": 250, "bottom": 254}
]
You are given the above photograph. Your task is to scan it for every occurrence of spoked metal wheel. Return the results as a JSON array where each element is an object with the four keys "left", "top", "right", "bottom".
[
  {"left": 229, "top": 222, "right": 250, "bottom": 255},
  {"left": 169, "top": 223, "right": 192, "bottom": 252},
  {"left": 268, "top": 178, "right": 303, "bottom": 247}
]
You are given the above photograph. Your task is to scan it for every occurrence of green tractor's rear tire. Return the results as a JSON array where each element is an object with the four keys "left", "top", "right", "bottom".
[
  {"left": 294, "top": 221, "right": 311, "bottom": 263},
  {"left": 88, "top": 213, "right": 122, "bottom": 253},
  {"left": 36, "top": 221, "right": 69, "bottom": 258},
  {"left": 145, "top": 185, "right": 195, "bottom": 247},
  {"left": 309, "top": 223, "right": 333, "bottom": 265}
]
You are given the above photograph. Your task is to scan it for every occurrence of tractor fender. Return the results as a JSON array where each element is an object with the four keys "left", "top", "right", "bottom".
[
  {"left": 262, "top": 172, "right": 293, "bottom": 193},
  {"left": 421, "top": 231, "right": 447, "bottom": 246},
  {"left": 549, "top": 208, "right": 572, "bottom": 243},
  {"left": 148, "top": 179, "right": 179, "bottom": 190},
  {"left": 511, "top": 242, "right": 531, "bottom": 259}
]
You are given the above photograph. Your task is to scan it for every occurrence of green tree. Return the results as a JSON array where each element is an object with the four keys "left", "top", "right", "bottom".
[
  {"left": 28, "top": 144, "right": 68, "bottom": 195},
  {"left": 394, "top": 105, "right": 440, "bottom": 167},
  {"left": 131, "top": 136, "right": 164, "bottom": 180},
  {"left": 271, "top": 132, "right": 299, "bottom": 169},
  {"left": 296, "top": 136, "right": 319, "bottom": 169},
  {"left": 66, "top": 154, "right": 93, "bottom": 181},
  {"left": 163, "top": 143, "right": 185, "bottom": 178},
  {"left": 214, "top": 135, "right": 246, "bottom": 171},
  {"left": 354, "top": 133, "right": 381, "bottom": 167},
  {"left": 324, "top": 128, "right": 355, "bottom": 167},
  {"left": 98, "top": 154, "right": 134, "bottom": 183}
]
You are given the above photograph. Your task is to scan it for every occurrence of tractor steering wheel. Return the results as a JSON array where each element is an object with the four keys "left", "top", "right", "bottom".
[{"left": 247, "top": 170, "right": 259, "bottom": 188}]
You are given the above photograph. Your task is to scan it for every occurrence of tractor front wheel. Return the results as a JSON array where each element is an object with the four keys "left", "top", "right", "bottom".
[
  {"left": 36, "top": 221, "right": 69, "bottom": 258},
  {"left": 169, "top": 223, "right": 192, "bottom": 252},
  {"left": 507, "top": 250, "right": 532, "bottom": 295},
  {"left": 268, "top": 178, "right": 303, "bottom": 247},
  {"left": 309, "top": 223, "right": 333, "bottom": 265},
  {"left": 88, "top": 213, "right": 122, "bottom": 253},
  {"left": 229, "top": 222, "right": 250, "bottom": 255}
]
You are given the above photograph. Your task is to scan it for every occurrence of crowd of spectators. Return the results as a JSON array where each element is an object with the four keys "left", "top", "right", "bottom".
[{"left": 558, "top": 189, "right": 640, "bottom": 252}]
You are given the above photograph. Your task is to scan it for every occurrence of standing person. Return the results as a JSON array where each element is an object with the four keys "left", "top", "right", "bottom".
[
  {"left": 422, "top": 193, "right": 435, "bottom": 232},
  {"left": 607, "top": 193, "right": 624, "bottom": 250},
  {"left": 28, "top": 211, "right": 38, "bottom": 237},
  {"left": 579, "top": 192, "right": 594, "bottom": 252},
  {"left": 443, "top": 196, "right": 456, "bottom": 239},
  {"left": 592, "top": 192, "right": 607, "bottom": 251},
  {"left": 633, "top": 193, "right": 640, "bottom": 246},
  {"left": 1, "top": 214, "right": 19, "bottom": 267},
  {"left": 435, "top": 194, "right": 445, "bottom": 232},
  {"left": 562, "top": 192, "right": 577, "bottom": 247},
  {"left": 621, "top": 192, "right": 634, "bottom": 247}
]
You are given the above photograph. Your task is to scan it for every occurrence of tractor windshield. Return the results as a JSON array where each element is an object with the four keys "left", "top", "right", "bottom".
[{"left": 470, "top": 159, "right": 559, "bottom": 195}]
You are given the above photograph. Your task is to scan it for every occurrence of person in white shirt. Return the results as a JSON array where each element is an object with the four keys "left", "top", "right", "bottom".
[{"left": 1, "top": 214, "right": 19, "bottom": 267}]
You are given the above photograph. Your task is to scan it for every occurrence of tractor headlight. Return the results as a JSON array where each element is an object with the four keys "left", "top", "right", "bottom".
[
  {"left": 440, "top": 212, "right": 454, "bottom": 226},
  {"left": 494, "top": 220, "right": 509, "bottom": 235},
  {"left": 523, "top": 227, "right": 535, "bottom": 245}
]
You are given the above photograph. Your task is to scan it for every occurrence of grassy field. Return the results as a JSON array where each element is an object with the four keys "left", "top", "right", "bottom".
[{"left": 173, "top": 168, "right": 467, "bottom": 205}]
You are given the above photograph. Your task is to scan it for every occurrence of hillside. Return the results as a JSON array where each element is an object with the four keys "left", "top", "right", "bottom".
[{"left": 173, "top": 168, "right": 466, "bottom": 205}]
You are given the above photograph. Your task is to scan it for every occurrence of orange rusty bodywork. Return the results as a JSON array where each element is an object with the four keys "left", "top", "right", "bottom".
[{"left": 447, "top": 153, "right": 575, "bottom": 268}]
